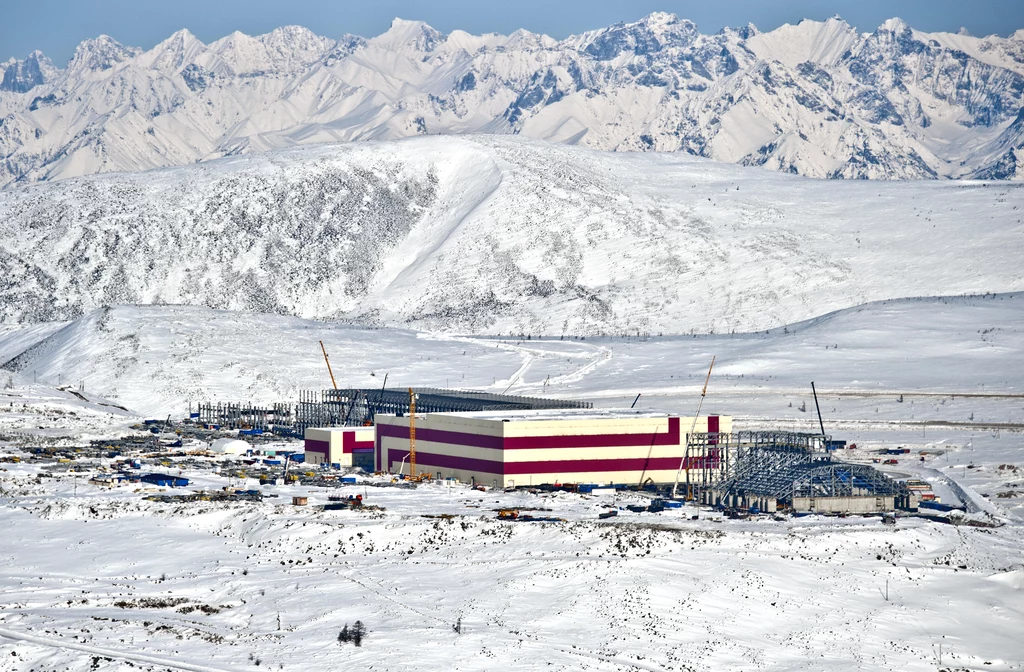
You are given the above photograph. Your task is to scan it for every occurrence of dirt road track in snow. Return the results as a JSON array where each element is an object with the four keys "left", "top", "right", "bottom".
[
  {"left": 435, "top": 335, "right": 613, "bottom": 390},
  {"left": 0, "top": 625, "right": 237, "bottom": 672}
]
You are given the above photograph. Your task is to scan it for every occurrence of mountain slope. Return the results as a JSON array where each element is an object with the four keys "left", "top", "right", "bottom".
[
  {"left": 2, "top": 14, "right": 1024, "bottom": 186},
  {"left": 0, "top": 135, "right": 1021, "bottom": 335}
]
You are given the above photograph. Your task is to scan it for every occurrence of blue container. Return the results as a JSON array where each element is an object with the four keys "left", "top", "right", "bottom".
[
  {"left": 189, "top": 413, "right": 200, "bottom": 419},
  {"left": 919, "top": 500, "right": 962, "bottom": 512},
  {"left": 331, "top": 463, "right": 341, "bottom": 470},
  {"left": 341, "top": 476, "right": 357, "bottom": 484},
  {"left": 663, "top": 500, "right": 683, "bottom": 509},
  {"left": 265, "top": 459, "right": 281, "bottom": 466}
]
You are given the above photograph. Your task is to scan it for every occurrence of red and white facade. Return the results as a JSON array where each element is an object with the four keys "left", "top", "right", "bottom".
[
  {"left": 304, "top": 427, "right": 375, "bottom": 466},
  {"left": 374, "top": 411, "right": 730, "bottom": 487}
]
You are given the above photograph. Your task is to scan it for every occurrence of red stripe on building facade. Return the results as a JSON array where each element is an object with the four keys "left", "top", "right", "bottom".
[
  {"left": 376, "top": 417, "right": 678, "bottom": 451},
  {"left": 343, "top": 431, "right": 375, "bottom": 454},
  {"left": 376, "top": 423, "right": 503, "bottom": 449},
  {"left": 388, "top": 452, "right": 710, "bottom": 477},
  {"left": 386, "top": 450, "right": 504, "bottom": 477},
  {"left": 305, "top": 439, "right": 330, "bottom": 457}
]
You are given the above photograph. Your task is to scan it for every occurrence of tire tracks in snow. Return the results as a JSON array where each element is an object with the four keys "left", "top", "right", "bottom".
[
  {"left": 427, "top": 334, "right": 612, "bottom": 391},
  {"left": 0, "top": 625, "right": 239, "bottom": 672}
]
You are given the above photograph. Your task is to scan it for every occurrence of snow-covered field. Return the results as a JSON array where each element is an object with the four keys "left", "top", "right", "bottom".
[
  {"left": 1, "top": 293, "right": 1023, "bottom": 671},
  {"left": 0, "top": 468, "right": 1021, "bottom": 672}
]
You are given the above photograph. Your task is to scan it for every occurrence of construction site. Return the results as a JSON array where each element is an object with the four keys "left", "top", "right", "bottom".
[
  {"left": 183, "top": 348, "right": 919, "bottom": 516},
  {"left": 177, "top": 345, "right": 925, "bottom": 515}
]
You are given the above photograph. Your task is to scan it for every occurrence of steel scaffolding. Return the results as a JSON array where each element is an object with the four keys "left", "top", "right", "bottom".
[
  {"left": 196, "top": 388, "right": 592, "bottom": 435},
  {"left": 689, "top": 430, "right": 910, "bottom": 511}
]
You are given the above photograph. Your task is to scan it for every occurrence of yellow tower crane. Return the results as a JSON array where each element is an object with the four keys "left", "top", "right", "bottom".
[
  {"left": 319, "top": 341, "right": 338, "bottom": 390},
  {"left": 408, "top": 387, "right": 417, "bottom": 479}
]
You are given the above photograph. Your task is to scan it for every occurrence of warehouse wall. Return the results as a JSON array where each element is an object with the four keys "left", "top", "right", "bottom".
[
  {"left": 375, "top": 413, "right": 730, "bottom": 487},
  {"left": 792, "top": 496, "right": 895, "bottom": 513},
  {"left": 305, "top": 427, "right": 375, "bottom": 467}
]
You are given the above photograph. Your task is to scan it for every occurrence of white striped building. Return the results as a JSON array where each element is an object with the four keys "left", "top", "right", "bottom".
[
  {"left": 304, "top": 426, "right": 375, "bottom": 467},
  {"left": 375, "top": 410, "right": 730, "bottom": 487}
]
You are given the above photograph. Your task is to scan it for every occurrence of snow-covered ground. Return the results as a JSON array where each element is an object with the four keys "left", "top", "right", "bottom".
[
  {"left": 1, "top": 452, "right": 1022, "bottom": 671},
  {"left": 1, "top": 292, "right": 1023, "bottom": 670}
]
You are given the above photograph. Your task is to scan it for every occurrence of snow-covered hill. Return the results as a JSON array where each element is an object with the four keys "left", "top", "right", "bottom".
[
  {"left": 3, "top": 13, "right": 1024, "bottom": 186},
  {"left": 3, "top": 293, "right": 1023, "bottom": 419},
  {"left": 0, "top": 136, "right": 1021, "bottom": 334}
]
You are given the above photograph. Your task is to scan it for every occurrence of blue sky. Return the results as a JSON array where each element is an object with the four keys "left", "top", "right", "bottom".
[{"left": 4, "top": 0, "right": 1022, "bottom": 64}]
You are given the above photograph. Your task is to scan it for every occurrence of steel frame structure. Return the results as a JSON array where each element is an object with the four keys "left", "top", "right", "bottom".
[
  {"left": 684, "top": 430, "right": 907, "bottom": 508},
  {"left": 197, "top": 388, "right": 592, "bottom": 435}
]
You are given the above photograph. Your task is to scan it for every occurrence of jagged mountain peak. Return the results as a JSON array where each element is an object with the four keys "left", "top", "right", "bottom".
[
  {"left": 721, "top": 23, "right": 759, "bottom": 39},
  {"left": 208, "top": 25, "right": 332, "bottom": 75},
  {"left": 877, "top": 17, "right": 912, "bottom": 34},
  {"left": 68, "top": 34, "right": 140, "bottom": 72},
  {"left": 571, "top": 11, "right": 698, "bottom": 61},
  {"left": 138, "top": 29, "right": 208, "bottom": 73},
  {"left": 505, "top": 28, "right": 558, "bottom": 50},
  {"left": 371, "top": 18, "right": 444, "bottom": 52},
  {"left": 1, "top": 50, "right": 59, "bottom": 92},
  {"left": 322, "top": 34, "right": 368, "bottom": 67},
  {"left": 165, "top": 28, "right": 201, "bottom": 43},
  {"left": 2, "top": 15, "right": 1023, "bottom": 185},
  {"left": 745, "top": 16, "right": 858, "bottom": 67}
]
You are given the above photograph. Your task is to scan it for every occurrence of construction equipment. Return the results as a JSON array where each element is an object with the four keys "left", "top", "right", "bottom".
[
  {"left": 401, "top": 388, "right": 435, "bottom": 483},
  {"left": 811, "top": 381, "right": 826, "bottom": 437},
  {"left": 672, "top": 356, "right": 715, "bottom": 500},
  {"left": 320, "top": 341, "right": 338, "bottom": 390},
  {"left": 409, "top": 387, "right": 417, "bottom": 478}
]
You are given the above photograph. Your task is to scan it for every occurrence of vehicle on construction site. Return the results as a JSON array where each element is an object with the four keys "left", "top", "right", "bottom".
[{"left": 327, "top": 494, "right": 363, "bottom": 508}]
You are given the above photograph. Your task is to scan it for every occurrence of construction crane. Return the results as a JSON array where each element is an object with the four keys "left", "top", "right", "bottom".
[
  {"left": 319, "top": 341, "right": 338, "bottom": 390},
  {"left": 672, "top": 356, "right": 715, "bottom": 500},
  {"left": 408, "top": 387, "right": 417, "bottom": 479}
]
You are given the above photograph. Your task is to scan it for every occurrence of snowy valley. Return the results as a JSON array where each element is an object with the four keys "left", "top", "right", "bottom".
[
  {"left": 1, "top": 293, "right": 1023, "bottom": 671},
  {"left": 0, "top": 11, "right": 1023, "bottom": 669}
]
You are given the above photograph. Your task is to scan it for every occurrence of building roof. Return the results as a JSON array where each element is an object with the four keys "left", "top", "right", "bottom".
[
  {"left": 719, "top": 459, "right": 906, "bottom": 498},
  {"left": 385, "top": 409, "right": 701, "bottom": 422}
]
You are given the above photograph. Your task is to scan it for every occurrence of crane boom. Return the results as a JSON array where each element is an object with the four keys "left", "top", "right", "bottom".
[
  {"left": 672, "top": 356, "right": 715, "bottom": 499},
  {"left": 319, "top": 341, "right": 338, "bottom": 390}
]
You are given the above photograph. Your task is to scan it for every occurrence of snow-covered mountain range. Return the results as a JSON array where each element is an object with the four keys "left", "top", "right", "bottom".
[
  {"left": 2, "top": 13, "right": 1024, "bottom": 187},
  {"left": 1, "top": 135, "right": 1021, "bottom": 334}
]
